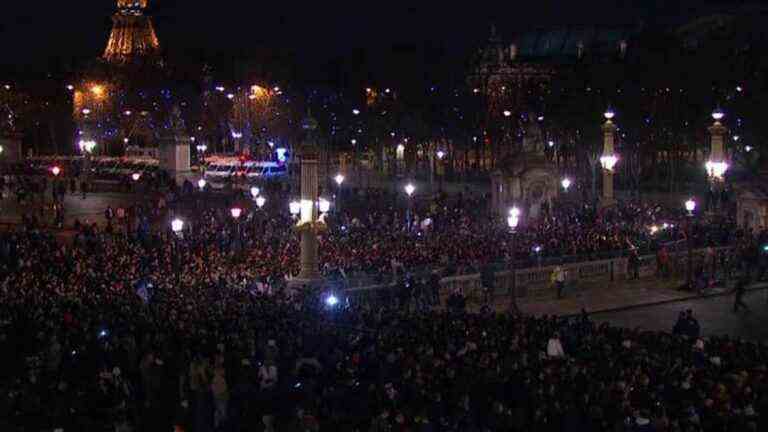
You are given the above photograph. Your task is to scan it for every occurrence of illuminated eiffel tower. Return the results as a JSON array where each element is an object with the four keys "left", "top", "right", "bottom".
[{"left": 102, "top": 0, "right": 160, "bottom": 65}]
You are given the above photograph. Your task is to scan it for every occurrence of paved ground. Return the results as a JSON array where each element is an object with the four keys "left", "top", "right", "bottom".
[
  {"left": 590, "top": 289, "right": 768, "bottom": 340},
  {"left": 0, "top": 191, "right": 146, "bottom": 227}
]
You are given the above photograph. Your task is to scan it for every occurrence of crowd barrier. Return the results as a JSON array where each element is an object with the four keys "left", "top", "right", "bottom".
[{"left": 344, "top": 246, "right": 736, "bottom": 302}]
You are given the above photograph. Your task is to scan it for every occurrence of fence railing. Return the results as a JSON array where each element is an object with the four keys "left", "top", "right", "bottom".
[{"left": 343, "top": 246, "right": 737, "bottom": 302}]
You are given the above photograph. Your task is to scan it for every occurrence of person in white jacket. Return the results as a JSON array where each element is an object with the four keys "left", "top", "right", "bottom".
[{"left": 547, "top": 332, "right": 565, "bottom": 358}]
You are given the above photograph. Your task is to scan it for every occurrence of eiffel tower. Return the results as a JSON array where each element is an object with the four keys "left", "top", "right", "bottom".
[{"left": 102, "top": 0, "right": 160, "bottom": 65}]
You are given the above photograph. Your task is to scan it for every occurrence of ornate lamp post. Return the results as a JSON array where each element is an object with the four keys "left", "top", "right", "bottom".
[
  {"left": 170, "top": 217, "right": 184, "bottom": 283},
  {"left": 684, "top": 198, "right": 696, "bottom": 291},
  {"left": 436, "top": 150, "right": 446, "bottom": 192},
  {"left": 507, "top": 206, "right": 521, "bottom": 312},
  {"left": 706, "top": 107, "right": 728, "bottom": 212},
  {"left": 334, "top": 173, "right": 344, "bottom": 212},
  {"left": 404, "top": 183, "right": 415, "bottom": 231},
  {"left": 290, "top": 113, "right": 325, "bottom": 285},
  {"left": 600, "top": 108, "right": 618, "bottom": 207}
]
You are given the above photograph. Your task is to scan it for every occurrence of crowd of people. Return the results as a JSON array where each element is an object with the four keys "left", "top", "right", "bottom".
[
  {"left": 2, "top": 175, "right": 767, "bottom": 431},
  {"left": 1, "top": 220, "right": 768, "bottom": 431}
]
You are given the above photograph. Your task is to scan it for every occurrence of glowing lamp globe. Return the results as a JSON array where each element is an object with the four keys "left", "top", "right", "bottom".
[
  {"left": 352, "top": 109, "right": 360, "bottom": 115},
  {"left": 604, "top": 108, "right": 615, "bottom": 120},
  {"left": 404, "top": 183, "right": 415, "bottom": 197},
  {"left": 436, "top": 150, "right": 446, "bottom": 160},
  {"left": 334, "top": 174, "right": 345, "bottom": 186},
  {"left": 325, "top": 295, "right": 339, "bottom": 307},
  {"left": 171, "top": 218, "right": 184, "bottom": 233},
  {"left": 650, "top": 225, "right": 659, "bottom": 235},
  {"left": 250, "top": 186, "right": 260, "bottom": 198},
  {"left": 318, "top": 199, "right": 331, "bottom": 214},
  {"left": 0, "top": 145, "right": 4, "bottom": 155},
  {"left": 289, "top": 200, "right": 301, "bottom": 216},
  {"left": 561, "top": 178, "right": 572, "bottom": 191},
  {"left": 685, "top": 198, "right": 696, "bottom": 214},
  {"left": 503, "top": 110, "right": 512, "bottom": 117},
  {"left": 131, "top": 172, "right": 141, "bottom": 181},
  {"left": 507, "top": 215, "right": 519, "bottom": 229},
  {"left": 600, "top": 154, "right": 618, "bottom": 172},
  {"left": 255, "top": 196, "right": 266, "bottom": 209},
  {"left": 51, "top": 166, "right": 61, "bottom": 176},
  {"left": 230, "top": 207, "right": 242, "bottom": 220},
  {"left": 712, "top": 108, "right": 725, "bottom": 121},
  {"left": 705, "top": 160, "right": 728, "bottom": 180},
  {"left": 509, "top": 207, "right": 521, "bottom": 218},
  {"left": 197, "top": 179, "right": 206, "bottom": 190}
]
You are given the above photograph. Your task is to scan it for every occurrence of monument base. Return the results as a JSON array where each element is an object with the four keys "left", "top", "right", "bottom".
[{"left": 287, "top": 276, "right": 324, "bottom": 289}]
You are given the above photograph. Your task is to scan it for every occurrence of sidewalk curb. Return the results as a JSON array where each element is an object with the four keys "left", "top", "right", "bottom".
[{"left": 569, "top": 283, "right": 768, "bottom": 318}]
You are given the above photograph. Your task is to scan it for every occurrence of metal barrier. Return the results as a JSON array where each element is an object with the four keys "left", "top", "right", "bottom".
[{"left": 343, "top": 246, "right": 736, "bottom": 301}]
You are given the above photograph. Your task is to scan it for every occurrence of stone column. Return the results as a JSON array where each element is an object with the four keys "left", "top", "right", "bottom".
[
  {"left": 707, "top": 115, "right": 728, "bottom": 211},
  {"left": 708, "top": 120, "right": 726, "bottom": 162},
  {"left": 601, "top": 119, "right": 617, "bottom": 207},
  {"left": 292, "top": 115, "right": 324, "bottom": 286}
]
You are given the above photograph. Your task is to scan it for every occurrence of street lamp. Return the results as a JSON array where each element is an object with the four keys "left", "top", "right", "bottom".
[
  {"left": 352, "top": 109, "right": 360, "bottom": 115},
  {"left": 404, "top": 183, "right": 415, "bottom": 231},
  {"left": 51, "top": 166, "right": 61, "bottom": 177},
  {"left": 711, "top": 107, "right": 725, "bottom": 121},
  {"left": 289, "top": 200, "right": 301, "bottom": 219},
  {"left": 561, "top": 177, "right": 571, "bottom": 192},
  {"left": 250, "top": 186, "right": 260, "bottom": 200},
  {"left": 171, "top": 218, "right": 184, "bottom": 234},
  {"left": 255, "top": 196, "right": 266, "bottom": 209},
  {"left": 404, "top": 183, "right": 415, "bottom": 197},
  {"left": 230, "top": 207, "right": 243, "bottom": 220},
  {"left": 318, "top": 198, "right": 331, "bottom": 214},
  {"left": 334, "top": 174, "right": 345, "bottom": 212},
  {"left": 131, "top": 172, "right": 141, "bottom": 182},
  {"left": 685, "top": 198, "right": 696, "bottom": 216},
  {"left": 684, "top": 198, "right": 696, "bottom": 292},
  {"left": 599, "top": 154, "right": 618, "bottom": 172},
  {"left": 507, "top": 206, "right": 521, "bottom": 311},
  {"left": 436, "top": 150, "right": 445, "bottom": 160},
  {"left": 197, "top": 178, "right": 206, "bottom": 191},
  {"left": 503, "top": 110, "right": 512, "bottom": 117}
]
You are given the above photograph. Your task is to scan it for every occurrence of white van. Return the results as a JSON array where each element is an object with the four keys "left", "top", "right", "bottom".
[{"left": 245, "top": 161, "right": 288, "bottom": 180}]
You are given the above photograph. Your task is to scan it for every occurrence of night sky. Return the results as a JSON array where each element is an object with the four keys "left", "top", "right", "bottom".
[{"left": 0, "top": 0, "right": 750, "bottom": 82}]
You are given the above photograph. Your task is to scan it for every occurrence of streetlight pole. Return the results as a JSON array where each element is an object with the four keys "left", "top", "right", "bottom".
[
  {"left": 404, "top": 183, "right": 415, "bottom": 231},
  {"left": 436, "top": 150, "right": 446, "bottom": 193},
  {"left": 507, "top": 207, "right": 521, "bottom": 313},
  {"left": 171, "top": 218, "right": 184, "bottom": 285},
  {"left": 334, "top": 174, "right": 345, "bottom": 213},
  {"left": 684, "top": 198, "right": 696, "bottom": 292}
]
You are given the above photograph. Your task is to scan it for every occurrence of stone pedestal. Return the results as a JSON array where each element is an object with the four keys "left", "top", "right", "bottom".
[
  {"left": 601, "top": 171, "right": 615, "bottom": 207},
  {"left": 0, "top": 133, "right": 23, "bottom": 163},
  {"left": 160, "top": 136, "right": 191, "bottom": 185}
]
